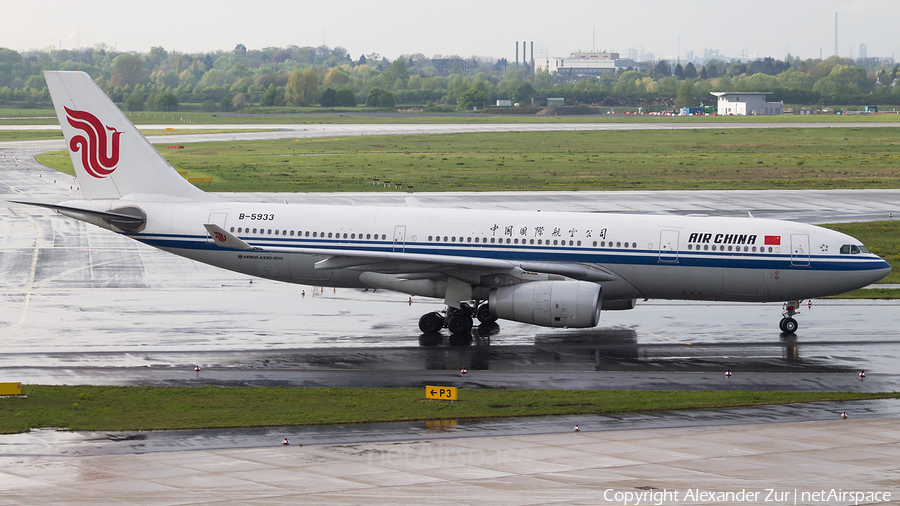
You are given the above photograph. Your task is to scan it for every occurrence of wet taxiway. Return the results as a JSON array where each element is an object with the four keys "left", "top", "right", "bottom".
[
  {"left": 2, "top": 134, "right": 899, "bottom": 392},
  {"left": 3, "top": 399, "right": 898, "bottom": 457}
]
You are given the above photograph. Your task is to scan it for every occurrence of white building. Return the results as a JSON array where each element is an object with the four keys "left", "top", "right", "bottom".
[
  {"left": 711, "top": 92, "right": 783, "bottom": 116},
  {"left": 537, "top": 52, "right": 638, "bottom": 76}
]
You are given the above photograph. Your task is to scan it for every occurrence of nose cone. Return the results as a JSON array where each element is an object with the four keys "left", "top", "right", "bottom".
[{"left": 872, "top": 257, "right": 892, "bottom": 283}]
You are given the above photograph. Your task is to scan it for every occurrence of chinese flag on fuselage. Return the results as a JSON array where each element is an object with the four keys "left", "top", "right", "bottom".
[{"left": 764, "top": 235, "right": 781, "bottom": 245}]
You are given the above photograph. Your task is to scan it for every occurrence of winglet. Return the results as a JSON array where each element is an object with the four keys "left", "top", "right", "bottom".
[{"left": 203, "top": 224, "right": 259, "bottom": 250}]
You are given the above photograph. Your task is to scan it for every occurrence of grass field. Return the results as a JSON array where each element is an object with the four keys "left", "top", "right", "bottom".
[
  {"left": 35, "top": 127, "right": 900, "bottom": 192},
  {"left": 0, "top": 386, "right": 892, "bottom": 434},
  {"left": 3, "top": 105, "right": 900, "bottom": 126}
]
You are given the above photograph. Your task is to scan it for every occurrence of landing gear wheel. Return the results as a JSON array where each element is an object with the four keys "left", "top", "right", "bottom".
[
  {"left": 418, "top": 312, "right": 444, "bottom": 334},
  {"left": 447, "top": 313, "right": 472, "bottom": 335},
  {"left": 782, "top": 317, "right": 798, "bottom": 334},
  {"left": 476, "top": 304, "right": 495, "bottom": 324}
]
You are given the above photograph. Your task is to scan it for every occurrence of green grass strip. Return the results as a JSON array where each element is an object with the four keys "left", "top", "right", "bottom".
[{"left": 0, "top": 386, "right": 894, "bottom": 434}]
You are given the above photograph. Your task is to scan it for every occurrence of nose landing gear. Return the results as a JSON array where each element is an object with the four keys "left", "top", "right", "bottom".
[{"left": 779, "top": 300, "right": 802, "bottom": 334}]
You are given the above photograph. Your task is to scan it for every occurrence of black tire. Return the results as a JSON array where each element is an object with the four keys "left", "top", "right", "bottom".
[
  {"left": 447, "top": 313, "right": 470, "bottom": 335},
  {"left": 418, "top": 312, "right": 443, "bottom": 334},
  {"left": 783, "top": 317, "right": 798, "bottom": 333},
  {"left": 779, "top": 318, "right": 787, "bottom": 332},
  {"left": 476, "top": 304, "right": 495, "bottom": 324}
]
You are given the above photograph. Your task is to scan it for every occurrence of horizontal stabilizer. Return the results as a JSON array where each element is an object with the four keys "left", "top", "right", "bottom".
[{"left": 13, "top": 200, "right": 146, "bottom": 232}]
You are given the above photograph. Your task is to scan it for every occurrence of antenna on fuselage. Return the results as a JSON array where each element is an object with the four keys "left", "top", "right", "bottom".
[{"left": 748, "top": 211, "right": 754, "bottom": 218}]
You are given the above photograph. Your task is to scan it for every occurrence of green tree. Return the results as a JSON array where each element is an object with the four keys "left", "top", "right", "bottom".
[
  {"left": 156, "top": 90, "right": 178, "bottom": 111},
  {"left": 260, "top": 83, "right": 282, "bottom": 106},
  {"left": 533, "top": 69, "right": 552, "bottom": 89},
  {"left": 147, "top": 46, "right": 168, "bottom": 68},
  {"left": 320, "top": 88, "right": 337, "bottom": 107},
  {"left": 674, "top": 79, "right": 694, "bottom": 108},
  {"left": 124, "top": 90, "right": 146, "bottom": 111},
  {"left": 383, "top": 57, "right": 410, "bottom": 86},
  {"left": 365, "top": 88, "right": 395, "bottom": 107},
  {"left": 674, "top": 64, "right": 685, "bottom": 79},
  {"left": 651, "top": 60, "right": 671, "bottom": 79},
  {"left": 458, "top": 85, "right": 488, "bottom": 110},
  {"left": 112, "top": 54, "right": 147, "bottom": 87},
  {"left": 323, "top": 67, "right": 350, "bottom": 88},
  {"left": 335, "top": 88, "right": 356, "bottom": 107},
  {"left": 285, "top": 68, "right": 319, "bottom": 106},
  {"left": 511, "top": 82, "right": 535, "bottom": 104},
  {"left": 683, "top": 62, "right": 698, "bottom": 79}
]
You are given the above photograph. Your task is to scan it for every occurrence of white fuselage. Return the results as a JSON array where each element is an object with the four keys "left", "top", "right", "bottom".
[{"left": 66, "top": 199, "right": 891, "bottom": 304}]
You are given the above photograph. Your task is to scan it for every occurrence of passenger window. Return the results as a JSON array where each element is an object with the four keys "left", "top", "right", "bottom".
[{"left": 382, "top": 234, "right": 386, "bottom": 240}]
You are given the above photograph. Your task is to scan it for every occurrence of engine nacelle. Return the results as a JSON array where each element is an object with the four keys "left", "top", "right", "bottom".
[{"left": 489, "top": 281, "right": 601, "bottom": 328}]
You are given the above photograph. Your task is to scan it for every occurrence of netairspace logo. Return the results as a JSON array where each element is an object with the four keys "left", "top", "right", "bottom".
[{"left": 602, "top": 488, "right": 892, "bottom": 505}]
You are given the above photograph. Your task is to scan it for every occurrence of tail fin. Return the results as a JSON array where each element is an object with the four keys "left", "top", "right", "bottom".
[{"left": 44, "top": 71, "right": 214, "bottom": 202}]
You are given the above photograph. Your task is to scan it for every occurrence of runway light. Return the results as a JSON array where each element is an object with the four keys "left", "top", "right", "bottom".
[
  {"left": 859, "top": 370, "right": 866, "bottom": 379},
  {"left": 194, "top": 366, "right": 200, "bottom": 372},
  {"left": 460, "top": 368, "right": 467, "bottom": 376},
  {"left": 841, "top": 412, "right": 848, "bottom": 419},
  {"left": 573, "top": 425, "right": 580, "bottom": 432},
  {"left": 282, "top": 438, "right": 290, "bottom": 445},
  {"left": 725, "top": 369, "right": 732, "bottom": 377}
]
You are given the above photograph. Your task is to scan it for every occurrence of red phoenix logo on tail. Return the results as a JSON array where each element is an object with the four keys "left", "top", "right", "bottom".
[
  {"left": 213, "top": 232, "right": 226, "bottom": 243},
  {"left": 65, "top": 107, "right": 122, "bottom": 178}
]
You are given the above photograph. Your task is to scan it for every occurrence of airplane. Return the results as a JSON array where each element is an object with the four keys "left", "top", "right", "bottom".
[{"left": 16, "top": 71, "right": 891, "bottom": 336}]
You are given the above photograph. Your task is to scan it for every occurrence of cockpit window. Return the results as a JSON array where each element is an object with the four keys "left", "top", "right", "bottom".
[{"left": 841, "top": 244, "right": 867, "bottom": 254}]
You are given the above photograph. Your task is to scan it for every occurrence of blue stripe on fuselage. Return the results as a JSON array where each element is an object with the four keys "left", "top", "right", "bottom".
[{"left": 130, "top": 234, "right": 888, "bottom": 273}]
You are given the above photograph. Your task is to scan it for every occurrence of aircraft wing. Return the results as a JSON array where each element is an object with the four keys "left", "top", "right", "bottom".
[{"left": 204, "top": 224, "right": 615, "bottom": 282}]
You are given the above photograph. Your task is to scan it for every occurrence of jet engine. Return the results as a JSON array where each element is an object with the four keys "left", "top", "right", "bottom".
[{"left": 489, "top": 280, "right": 601, "bottom": 328}]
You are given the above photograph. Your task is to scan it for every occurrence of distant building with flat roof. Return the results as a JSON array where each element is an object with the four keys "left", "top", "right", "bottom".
[
  {"left": 711, "top": 92, "right": 783, "bottom": 116},
  {"left": 537, "top": 52, "right": 639, "bottom": 76}
]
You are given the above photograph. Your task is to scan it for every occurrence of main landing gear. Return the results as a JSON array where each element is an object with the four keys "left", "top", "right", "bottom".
[
  {"left": 418, "top": 302, "right": 497, "bottom": 335},
  {"left": 779, "top": 300, "right": 802, "bottom": 334}
]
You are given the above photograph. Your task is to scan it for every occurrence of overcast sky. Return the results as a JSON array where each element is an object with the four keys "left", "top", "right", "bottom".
[{"left": 3, "top": 0, "right": 897, "bottom": 62}]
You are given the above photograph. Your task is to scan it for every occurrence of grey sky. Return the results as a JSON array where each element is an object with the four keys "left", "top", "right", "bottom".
[{"left": 4, "top": 0, "right": 897, "bottom": 62}]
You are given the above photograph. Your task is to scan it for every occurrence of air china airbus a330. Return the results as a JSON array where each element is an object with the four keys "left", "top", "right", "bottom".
[{"left": 19, "top": 71, "right": 891, "bottom": 336}]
